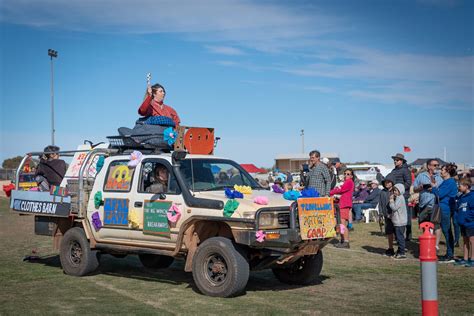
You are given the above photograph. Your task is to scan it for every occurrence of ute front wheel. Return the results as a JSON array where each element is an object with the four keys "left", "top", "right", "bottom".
[{"left": 192, "top": 237, "right": 249, "bottom": 297}]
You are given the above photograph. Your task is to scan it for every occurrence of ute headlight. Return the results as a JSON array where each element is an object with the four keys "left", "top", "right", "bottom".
[{"left": 259, "top": 213, "right": 275, "bottom": 227}]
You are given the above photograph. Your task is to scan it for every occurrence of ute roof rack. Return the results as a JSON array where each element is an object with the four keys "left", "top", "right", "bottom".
[{"left": 106, "top": 133, "right": 171, "bottom": 153}]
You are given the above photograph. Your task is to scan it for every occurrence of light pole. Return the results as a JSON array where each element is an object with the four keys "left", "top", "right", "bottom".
[{"left": 48, "top": 49, "right": 58, "bottom": 145}]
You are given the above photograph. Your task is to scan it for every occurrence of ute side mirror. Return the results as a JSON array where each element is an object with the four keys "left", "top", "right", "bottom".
[{"left": 172, "top": 150, "right": 187, "bottom": 165}]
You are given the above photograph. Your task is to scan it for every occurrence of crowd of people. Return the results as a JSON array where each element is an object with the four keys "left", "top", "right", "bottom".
[{"left": 267, "top": 150, "right": 473, "bottom": 266}]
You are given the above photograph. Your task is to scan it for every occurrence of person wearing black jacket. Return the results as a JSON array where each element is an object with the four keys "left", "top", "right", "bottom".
[
  {"left": 386, "top": 153, "right": 412, "bottom": 240},
  {"left": 35, "top": 145, "right": 67, "bottom": 190}
]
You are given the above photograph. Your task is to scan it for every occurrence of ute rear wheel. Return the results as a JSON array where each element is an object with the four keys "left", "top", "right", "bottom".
[
  {"left": 139, "top": 254, "right": 174, "bottom": 269},
  {"left": 192, "top": 237, "right": 249, "bottom": 297},
  {"left": 272, "top": 251, "right": 323, "bottom": 285},
  {"left": 59, "top": 227, "right": 99, "bottom": 276}
]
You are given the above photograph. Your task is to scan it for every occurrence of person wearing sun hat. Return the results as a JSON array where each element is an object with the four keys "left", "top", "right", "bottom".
[{"left": 386, "top": 153, "right": 412, "bottom": 239}]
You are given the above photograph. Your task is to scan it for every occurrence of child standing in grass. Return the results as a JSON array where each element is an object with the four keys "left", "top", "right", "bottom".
[
  {"left": 455, "top": 178, "right": 474, "bottom": 267},
  {"left": 389, "top": 184, "right": 408, "bottom": 259}
]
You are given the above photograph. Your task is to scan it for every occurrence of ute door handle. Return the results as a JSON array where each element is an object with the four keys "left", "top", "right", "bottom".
[{"left": 134, "top": 201, "right": 143, "bottom": 208}]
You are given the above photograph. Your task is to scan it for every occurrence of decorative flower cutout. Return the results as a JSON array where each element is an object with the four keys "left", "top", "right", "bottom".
[
  {"left": 163, "top": 127, "right": 177, "bottom": 146},
  {"left": 256, "top": 230, "right": 266, "bottom": 243},
  {"left": 223, "top": 199, "right": 240, "bottom": 217},
  {"left": 167, "top": 203, "right": 182, "bottom": 223},
  {"left": 301, "top": 188, "right": 320, "bottom": 198},
  {"left": 128, "top": 150, "right": 143, "bottom": 168},
  {"left": 128, "top": 209, "right": 141, "bottom": 229},
  {"left": 91, "top": 211, "right": 102, "bottom": 231},
  {"left": 272, "top": 184, "right": 284, "bottom": 194},
  {"left": 253, "top": 196, "right": 269, "bottom": 205},
  {"left": 96, "top": 156, "right": 105, "bottom": 173},
  {"left": 94, "top": 191, "right": 103, "bottom": 208},
  {"left": 225, "top": 188, "right": 244, "bottom": 199},
  {"left": 234, "top": 185, "right": 252, "bottom": 195},
  {"left": 283, "top": 190, "right": 301, "bottom": 201}
]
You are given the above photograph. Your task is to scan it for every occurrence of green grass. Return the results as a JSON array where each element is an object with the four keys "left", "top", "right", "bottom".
[{"left": 0, "top": 197, "right": 473, "bottom": 315}]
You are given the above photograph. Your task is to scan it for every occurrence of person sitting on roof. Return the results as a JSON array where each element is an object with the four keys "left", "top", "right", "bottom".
[
  {"left": 138, "top": 83, "right": 180, "bottom": 127},
  {"left": 35, "top": 145, "right": 67, "bottom": 191}
]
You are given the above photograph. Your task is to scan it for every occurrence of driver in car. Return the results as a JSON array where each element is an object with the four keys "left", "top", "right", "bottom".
[{"left": 147, "top": 165, "right": 169, "bottom": 194}]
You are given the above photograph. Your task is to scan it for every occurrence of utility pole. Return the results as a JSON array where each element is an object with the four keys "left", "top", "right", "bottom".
[
  {"left": 300, "top": 129, "right": 304, "bottom": 153},
  {"left": 48, "top": 49, "right": 58, "bottom": 145},
  {"left": 443, "top": 147, "right": 447, "bottom": 162}
]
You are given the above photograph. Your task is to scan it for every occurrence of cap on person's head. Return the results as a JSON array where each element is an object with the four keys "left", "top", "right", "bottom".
[
  {"left": 321, "top": 157, "right": 329, "bottom": 164},
  {"left": 382, "top": 176, "right": 394, "bottom": 186},
  {"left": 370, "top": 179, "right": 379, "bottom": 185},
  {"left": 391, "top": 153, "right": 406, "bottom": 162},
  {"left": 43, "top": 145, "right": 60, "bottom": 153}
]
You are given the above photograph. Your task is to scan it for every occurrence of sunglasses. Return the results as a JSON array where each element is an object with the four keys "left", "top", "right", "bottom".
[
  {"left": 430, "top": 164, "right": 439, "bottom": 167},
  {"left": 393, "top": 159, "right": 402, "bottom": 162},
  {"left": 344, "top": 172, "right": 352, "bottom": 176}
]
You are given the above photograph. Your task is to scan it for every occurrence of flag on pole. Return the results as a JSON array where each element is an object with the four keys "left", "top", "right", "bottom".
[{"left": 403, "top": 146, "right": 411, "bottom": 153}]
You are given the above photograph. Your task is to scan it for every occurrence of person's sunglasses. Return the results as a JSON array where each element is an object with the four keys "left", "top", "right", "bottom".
[
  {"left": 394, "top": 159, "right": 401, "bottom": 162},
  {"left": 344, "top": 173, "right": 351, "bottom": 176},
  {"left": 431, "top": 164, "right": 439, "bottom": 167}
]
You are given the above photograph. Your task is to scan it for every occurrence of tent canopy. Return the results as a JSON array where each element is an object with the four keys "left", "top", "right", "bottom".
[{"left": 240, "top": 164, "right": 266, "bottom": 174}]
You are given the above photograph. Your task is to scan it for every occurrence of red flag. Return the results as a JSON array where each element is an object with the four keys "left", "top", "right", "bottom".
[{"left": 403, "top": 146, "right": 411, "bottom": 153}]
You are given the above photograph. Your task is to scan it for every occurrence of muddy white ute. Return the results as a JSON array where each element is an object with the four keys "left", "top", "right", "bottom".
[{"left": 10, "top": 146, "right": 336, "bottom": 297}]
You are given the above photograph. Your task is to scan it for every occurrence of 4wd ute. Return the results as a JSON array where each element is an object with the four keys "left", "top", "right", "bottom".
[{"left": 10, "top": 144, "right": 336, "bottom": 297}]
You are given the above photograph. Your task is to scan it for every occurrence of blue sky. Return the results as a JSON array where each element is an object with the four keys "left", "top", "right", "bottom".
[{"left": 1, "top": 0, "right": 473, "bottom": 167}]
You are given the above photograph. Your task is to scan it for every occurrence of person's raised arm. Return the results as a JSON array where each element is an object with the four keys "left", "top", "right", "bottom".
[{"left": 138, "top": 93, "right": 152, "bottom": 116}]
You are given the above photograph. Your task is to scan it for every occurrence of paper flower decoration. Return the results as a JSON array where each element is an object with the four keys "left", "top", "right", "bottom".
[
  {"left": 339, "top": 224, "right": 346, "bottom": 235},
  {"left": 167, "top": 203, "right": 182, "bottom": 223},
  {"left": 2, "top": 183, "right": 15, "bottom": 197},
  {"left": 272, "top": 184, "right": 284, "bottom": 194},
  {"left": 253, "top": 196, "right": 269, "bottom": 205},
  {"left": 128, "top": 150, "right": 143, "bottom": 168},
  {"left": 225, "top": 188, "right": 244, "bottom": 199},
  {"left": 128, "top": 209, "right": 141, "bottom": 229},
  {"left": 91, "top": 211, "right": 102, "bottom": 231},
  {"left": 283, "top": 190, "right": 301, "bottom": 201},
  {"left": 301, "top": 188, "right": 320, "bottom": 198},
  {"left": 256, "top": 230, "right": 266, "bottom": 243},
  {"left": 163, "top": 127, "right": 177, "bottom": 146},
  {"left": 223, "top": 199, "right": 240, "bottom": 217},
  {"left": 96, "top": 156, "right": 105, "bottom": 173},
  {"left": 234, "top": 185, "right": 252, "bottom": 195},
  {"left": 94, "top": 191, "right": 103, "bottom": 208}
]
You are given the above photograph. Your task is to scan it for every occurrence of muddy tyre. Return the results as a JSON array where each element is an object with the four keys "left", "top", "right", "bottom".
[
  {"left": 59, "top": 227, "right": 99, "bottom": 276},
  {"left": 139, "top": 254, "right": 174, "bottom": 269},
  {"left": 272, "top": 251, "right": 323, "bottom": 285},
  {"left": 192, "top": 237, "right": 249, "bottom": 297}
]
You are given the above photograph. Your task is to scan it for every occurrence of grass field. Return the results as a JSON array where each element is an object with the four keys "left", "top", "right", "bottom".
[{"left": 0, "top": 196, "right": 473, "bottom": 315}]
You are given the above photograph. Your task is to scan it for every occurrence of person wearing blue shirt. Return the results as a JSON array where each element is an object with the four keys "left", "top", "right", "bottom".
[
  {"left": 414, "top": 159, "right": 443, "bottom": 223},
  {"left": 431, "top": 163, "right": 458, "bottom": 263},
  {"left": 455, "top": 177, "right": 474, "bottom": 267}
]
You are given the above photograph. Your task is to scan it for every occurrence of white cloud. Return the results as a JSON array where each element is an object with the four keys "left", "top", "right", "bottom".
[{"left": 205, "top": 45, "right": 245, "bottom": 56}]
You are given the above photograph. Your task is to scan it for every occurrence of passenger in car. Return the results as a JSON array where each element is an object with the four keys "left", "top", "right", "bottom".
[
  {"left": 35, "top": 145, "right": 67, "bottom": 191},
  {"left": 146, "top": 165, "right": 169, "bottom": 193}
]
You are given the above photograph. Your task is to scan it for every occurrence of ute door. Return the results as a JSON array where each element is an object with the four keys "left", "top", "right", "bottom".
[
  {"left": 92, "top": 159, "right": 136, "bottom": 241},
  {"left": 128, "top": 158, "right": 185, "bottom": 246}
]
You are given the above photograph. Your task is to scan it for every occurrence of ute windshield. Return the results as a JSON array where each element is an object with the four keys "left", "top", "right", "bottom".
[{"left": 179, "top": 158, "right": 262, "bottom": 192}]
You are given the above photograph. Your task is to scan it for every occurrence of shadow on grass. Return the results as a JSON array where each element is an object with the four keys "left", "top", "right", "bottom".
[
  {"left": 361, "top": 245, "right": 386, "bottom": 255},
  {"left": 24, "top": 254, "right": 328, "bottom": 296},
  {"left": 369, "top": 231, "right": 385, "bottom": 237}
]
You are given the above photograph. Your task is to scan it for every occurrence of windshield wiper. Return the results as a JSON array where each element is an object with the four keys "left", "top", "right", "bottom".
[{"left": 200, "top": 186, "right": 232, "bottom": 192}]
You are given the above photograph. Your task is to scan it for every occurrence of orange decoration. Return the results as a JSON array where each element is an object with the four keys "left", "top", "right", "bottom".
[{"left": 183, "top": 128, "right": 214, "bottom": 155}]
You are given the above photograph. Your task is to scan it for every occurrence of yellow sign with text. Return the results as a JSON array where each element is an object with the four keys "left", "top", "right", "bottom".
[{"left": 297, "top": 197, "right": 336, "bottom": 240}]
